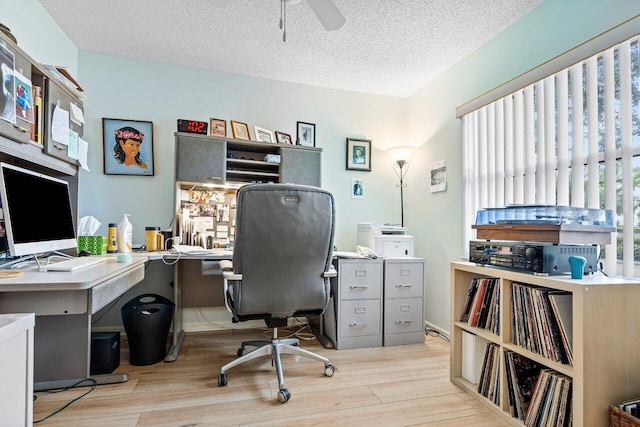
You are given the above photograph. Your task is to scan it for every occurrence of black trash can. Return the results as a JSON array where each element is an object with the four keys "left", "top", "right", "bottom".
[{"left": 121, "top": 294, "right": 175, "bottom": 366}]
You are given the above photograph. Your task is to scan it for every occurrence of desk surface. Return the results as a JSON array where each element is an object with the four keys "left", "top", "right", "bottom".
[
  {"left": 0, "top": 255, "right": 148, "bottom": 292},
  {"left": 145, "top": 250, "right": 233, "bottom": 261}
]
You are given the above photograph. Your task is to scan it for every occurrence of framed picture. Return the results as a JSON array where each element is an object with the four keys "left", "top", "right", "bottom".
[
  {"left": 210, "top": 118, "right": 227, "bottom": 137},
  {"left": 254, "top": 125, "right": 275, "bottom": 143},
  {"left": 102, "top": 118, "right": 154, "bottom": 176},
  {"left": 296, "top": 121, "right": 315, "bottom": 147},
  {"left": 346, "top": 138, "right": 371, "bottom": 171},
  {"left": 230, "top": 120, "right": 250, "bottom": 140},
  {"left": 275, "top": 131, "right": 293, "bottom": 144},
  {"left": 352, "top": 178, "right": 364, "bottom": 199}
]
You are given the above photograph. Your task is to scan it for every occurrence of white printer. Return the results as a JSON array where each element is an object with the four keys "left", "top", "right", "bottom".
[{"left": 356, "top": 222, "right": 414, "bottom": 257}]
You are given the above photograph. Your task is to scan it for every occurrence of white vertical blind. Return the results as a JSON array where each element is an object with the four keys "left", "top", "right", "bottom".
[
  {"left": 544, "top": 76, "right": 557, "bottom": 204},
  {"left": 461, "top": 34, "right": 640, "bottom": 278},
  {"left": 570, "top": 63, "right": 585, "bottom": 208},
  {"left": 619, "top": 40, "right": 633, "bottom": 277},
  {"left": 602, "top": 49, "right": 617, "bottom": 273},
  {"left": 585, "top": 57, "right": 600, "bottom": 209}
]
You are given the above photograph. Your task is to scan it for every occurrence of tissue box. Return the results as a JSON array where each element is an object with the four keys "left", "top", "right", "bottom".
[{"left": 78, "top": 236, "right": 108, "bottom": 255}]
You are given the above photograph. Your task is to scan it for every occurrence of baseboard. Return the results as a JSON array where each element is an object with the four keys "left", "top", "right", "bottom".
[
  {"left": 425, "top": 321, "right": 450, "bottom": 340},
  {"left": 93, "top": 307, "right": 304, "bottom": 334}
]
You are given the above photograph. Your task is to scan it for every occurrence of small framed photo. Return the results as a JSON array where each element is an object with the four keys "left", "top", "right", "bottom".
[
  {"left": 346, "top": 138, "right": 371, "bottom": 171},
  {"left": 103, "top": 118, "right": 154, "bottom": 176},
  {"left": 275, "top": 131, "right": 293, "bottom": 144},
  {"left": 352, "top": 178, "right": 364, "bottom": 198},
  {"left": 254, "top": 126, "right": 275, "bottom": 143},
  {"left": 231, "top": 120, "right": 251, "bottom": 140},
  {"left": 210, "top": 118, "right": 227, "bottom": 137},
  {"left": 297, "top": 121, "right": 315, "bottom": 147}
]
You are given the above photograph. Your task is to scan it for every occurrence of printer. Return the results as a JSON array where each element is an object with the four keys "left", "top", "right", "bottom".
[{"left": 356, "top": 222, "right": 414, "bottom": 257}]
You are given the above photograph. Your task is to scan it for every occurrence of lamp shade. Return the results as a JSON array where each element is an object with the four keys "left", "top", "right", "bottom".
[{"left": 387, "top": 146, "right": 415, "bottom": 163}]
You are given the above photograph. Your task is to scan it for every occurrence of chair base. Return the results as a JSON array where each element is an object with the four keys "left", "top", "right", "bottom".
[{"left": 218, "top": 329, "right": 335, "bottom": 403}]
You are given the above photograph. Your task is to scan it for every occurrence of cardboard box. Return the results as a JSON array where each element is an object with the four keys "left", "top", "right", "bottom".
[{"left": 78, "top": 235, "right": 107, "bottom": 255}]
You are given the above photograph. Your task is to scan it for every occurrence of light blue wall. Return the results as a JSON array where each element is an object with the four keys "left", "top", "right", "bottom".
[
  {"left": 0, "top": 0, "right": 77, "bottom": 75},
  {"left": 406, "top": 0, "right": 640, "bottom": 333},
  {"left": 4, "top": 0, "right": 640, "bottom": 333},
  {"left": 77, "top": 52, "right": 407, "bottom": 250}
]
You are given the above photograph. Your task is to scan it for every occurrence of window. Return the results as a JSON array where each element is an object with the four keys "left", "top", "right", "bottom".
[{"left": 461, "top": 34, "right": 640, "bottom": 278}]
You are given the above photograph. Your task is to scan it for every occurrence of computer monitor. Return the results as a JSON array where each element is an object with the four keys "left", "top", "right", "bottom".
[{"left": 0, "top": 162, "right": 76, "bottom": 257}]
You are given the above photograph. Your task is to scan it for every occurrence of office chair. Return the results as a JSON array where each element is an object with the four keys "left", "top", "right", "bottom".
[{"left": 217, "top": 183, "right": 337, "bottom": 403}]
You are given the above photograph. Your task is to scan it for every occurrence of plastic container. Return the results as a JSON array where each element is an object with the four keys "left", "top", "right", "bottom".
[
  {"left": 117, "top": 214, "right": 132, "bottom": 253},
  {"left": 121, "top": 294, "right": 175, "bottom": 366},
  {"left": 107, "top": 223, "right": 118, "bottom": 253}
]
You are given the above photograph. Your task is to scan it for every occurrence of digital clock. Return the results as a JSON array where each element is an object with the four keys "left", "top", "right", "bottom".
[{"left": 177, "top": 119, "right": 208, "bottom": 135}]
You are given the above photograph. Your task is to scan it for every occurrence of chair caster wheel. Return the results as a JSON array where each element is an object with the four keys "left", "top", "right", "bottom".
[
  {"left": 237, "top": 347, "right": 247, "bottom": 357},
  {"left": 218, "top": 373, "right": 227, "bottom": 387},
  {"left": 277, "top": 388, "right": 291, "bottom": 403},
  {"left": 324, "top": 364, "right": 335, "bottom": 377}
]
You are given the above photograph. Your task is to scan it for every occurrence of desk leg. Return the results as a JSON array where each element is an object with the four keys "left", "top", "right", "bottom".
[
  {"left": 165, "top": 329, "right": 185, "bottom": 362},
  {"left": 166, "top": 260, "right": 184, "bottom": 362},
  {"left": 34, "top": 373, "right": 130, "bottom": 392}
]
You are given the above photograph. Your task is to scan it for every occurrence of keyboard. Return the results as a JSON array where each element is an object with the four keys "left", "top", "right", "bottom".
[{"left": 43, "top": 256, "right": 107, "bottom": 272}]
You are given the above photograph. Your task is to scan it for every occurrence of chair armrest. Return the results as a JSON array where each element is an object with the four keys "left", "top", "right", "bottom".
[
  {"left": 323, "top": 266, "right": 337, "bottom": 278},
  {"left": 219, "top": 259, "right": 233, "bottom": 271}
]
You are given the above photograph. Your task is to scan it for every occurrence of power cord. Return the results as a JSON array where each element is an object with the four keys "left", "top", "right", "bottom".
[
  {"left": 33, "top": 378, "right": 97, "bottom": 423},
  {"left": 425, "top": 326, "right": 450, "bottom": 342}
]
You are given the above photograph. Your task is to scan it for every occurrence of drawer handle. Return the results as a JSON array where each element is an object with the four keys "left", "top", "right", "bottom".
[
  {"left": 349, "top": 322, "right": 368, "bottom": 327},
  {"left": 395, "top": 284, "right": 412, "bottom": 288},
  {"left": 208, "top": 176, "right": 223, "bottom": 180},
  {"left": 53, "top": 144, "right": 65, "bottom": 150},
  {"left": 13, "top": 125, "right": 29, "bottom": 133},
  {"left": 395, "top": 319, "right": 412, "bottom": 324},
  {"left": 350, "top": 284, "right": 369, "bottom": 289}
]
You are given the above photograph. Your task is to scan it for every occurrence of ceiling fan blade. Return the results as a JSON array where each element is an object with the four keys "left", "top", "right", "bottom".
[{"left": 306, "top": 0, "right": 346, "bottom": 31}]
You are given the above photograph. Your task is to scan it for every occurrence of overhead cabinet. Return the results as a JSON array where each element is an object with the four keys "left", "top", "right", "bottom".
[
  {"left": 175, "top": 132, "right": 322, "bottom": 186},
  {"left": 0, "top": 32, "right": 83, "bottom": 176}
]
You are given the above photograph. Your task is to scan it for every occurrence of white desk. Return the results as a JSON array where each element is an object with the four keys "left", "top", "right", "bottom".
[{"left": 0, "top": 255, "right": 148, "bottom": 391}]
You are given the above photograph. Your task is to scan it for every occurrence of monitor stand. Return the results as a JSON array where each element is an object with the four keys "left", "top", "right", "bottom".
[{"left": 0, "top": 250, "right": 74, "bottom": 270}]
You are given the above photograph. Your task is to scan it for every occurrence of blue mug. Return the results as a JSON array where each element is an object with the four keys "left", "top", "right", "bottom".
[{"left": 568, "top": 256, "right": 587, "bottom": 279}]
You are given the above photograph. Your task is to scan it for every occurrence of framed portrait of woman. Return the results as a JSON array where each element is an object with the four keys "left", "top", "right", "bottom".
[{"left": 103, "top": 118, "right": 154, "bottom": 176}]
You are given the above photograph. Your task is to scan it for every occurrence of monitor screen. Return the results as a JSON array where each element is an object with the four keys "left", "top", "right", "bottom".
[{"left": 0, "top": 162, "right": 76, "bottom": 257}]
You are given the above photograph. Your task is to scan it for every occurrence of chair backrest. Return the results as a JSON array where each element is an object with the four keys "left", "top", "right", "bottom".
[{"left": 231, "top": 183, "right": 335, "bottom": 318}]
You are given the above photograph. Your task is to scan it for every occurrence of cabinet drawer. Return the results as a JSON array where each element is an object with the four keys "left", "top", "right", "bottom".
[
  {"left": 339, "top": 261, "right": 382, "bottom": 300},
  {"left": 384, "top": 261, "right": 423, "bottom": 299},
  {"left": 0, "top": 47, "right": 32, "bottom": 144},
  {"left": 339, "top": 299, "right": 381, "bottom": 338},
  {"left": 384, "top": 298, "right": 423, "bottom": 334},
  {"left": 43, "top": 79, "right": 83, "bottom": 165}
]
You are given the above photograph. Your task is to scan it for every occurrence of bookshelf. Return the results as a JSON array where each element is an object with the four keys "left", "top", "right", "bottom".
[{"left": 450, "top": 261, "right": 640, "bottom": 426}]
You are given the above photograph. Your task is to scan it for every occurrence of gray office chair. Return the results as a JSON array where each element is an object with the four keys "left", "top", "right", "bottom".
[{"left": 217, "top": 183, "right": 337, "bottom": 403}]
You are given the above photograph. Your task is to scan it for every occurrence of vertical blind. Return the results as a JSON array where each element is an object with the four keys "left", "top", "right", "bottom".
[{"left": 462, "top": 34, "right": 640, "bottom": 277}]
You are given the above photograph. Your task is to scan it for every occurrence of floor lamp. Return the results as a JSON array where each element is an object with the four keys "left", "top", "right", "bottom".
[{"left": 387, "top": 146, "right": 415, "bottom": 227}]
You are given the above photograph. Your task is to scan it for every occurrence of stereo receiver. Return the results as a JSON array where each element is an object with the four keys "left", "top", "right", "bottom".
[{"left": 469, "top": 240, "right": 599, "bottom": 276}]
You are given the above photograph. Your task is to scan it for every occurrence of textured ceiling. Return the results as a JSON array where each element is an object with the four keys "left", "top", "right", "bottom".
[{"left": 38, "top": 0, "right": 543, "bottom": 98}]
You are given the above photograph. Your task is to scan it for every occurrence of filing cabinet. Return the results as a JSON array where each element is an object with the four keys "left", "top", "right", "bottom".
[
  {"left": 383, "top": 257, "right": 425, "bottom": 346},
  {"left": 331, "top": 258, "right": 383, "bottom": 349}
]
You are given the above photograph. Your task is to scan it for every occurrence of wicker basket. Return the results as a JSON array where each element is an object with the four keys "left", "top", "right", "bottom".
[{"left": 610, "top": 405, "right": 640, "bottom": 427}]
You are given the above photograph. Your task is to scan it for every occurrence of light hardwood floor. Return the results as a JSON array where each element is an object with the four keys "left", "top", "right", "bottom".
[{"left": 33, "top": 328, "right": 509, "bottom": 426}]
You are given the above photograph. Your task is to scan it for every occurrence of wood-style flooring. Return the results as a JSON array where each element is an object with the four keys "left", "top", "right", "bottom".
[{"left": 33, "top": 328, "right": 509, "bottom": 426}]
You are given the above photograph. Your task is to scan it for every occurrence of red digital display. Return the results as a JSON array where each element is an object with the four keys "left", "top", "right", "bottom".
[{"left": 177, "top": 119, "right": 208, "bottom": 135}]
